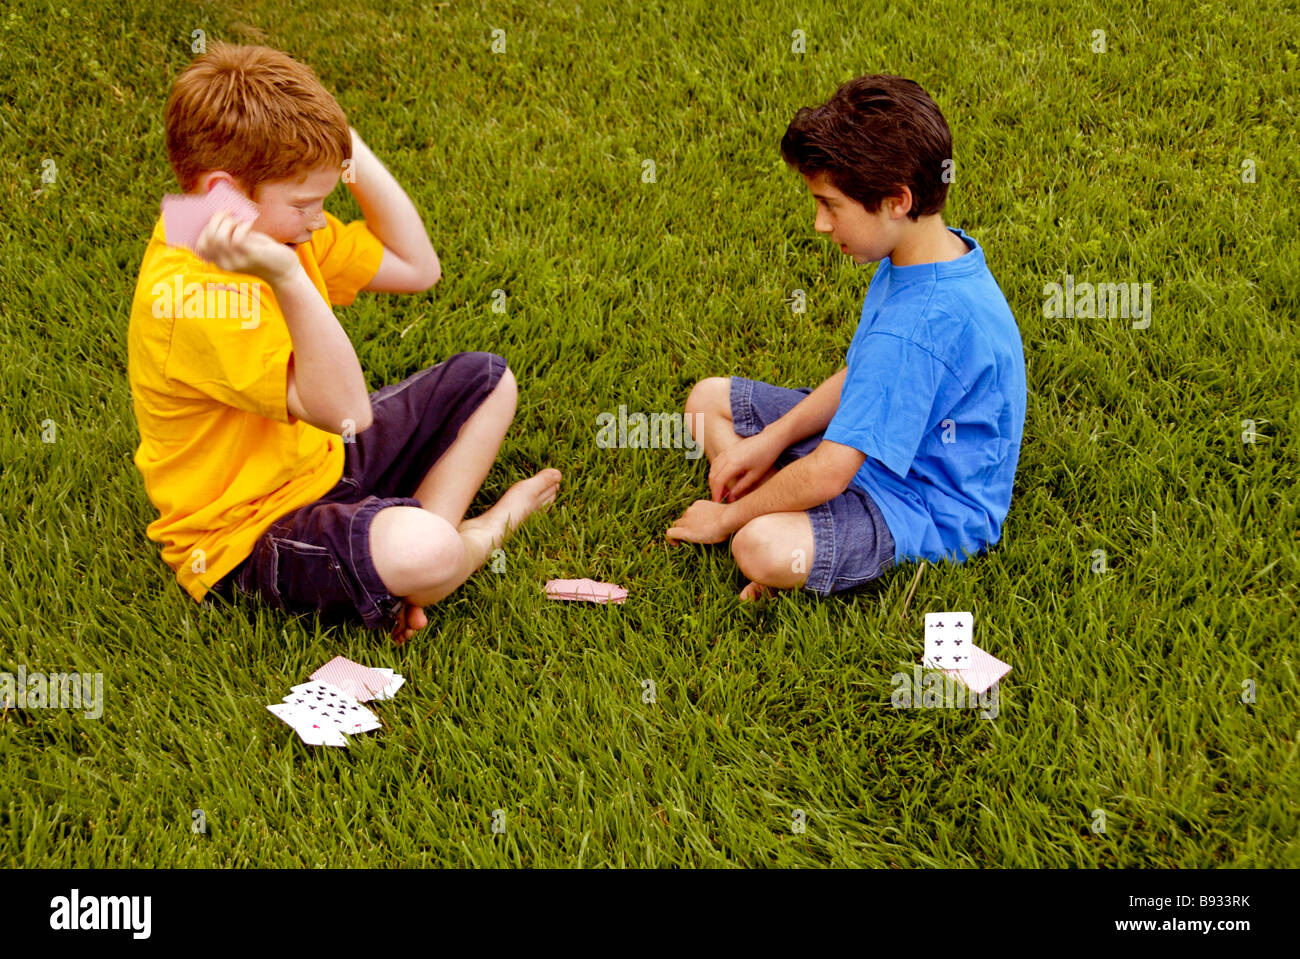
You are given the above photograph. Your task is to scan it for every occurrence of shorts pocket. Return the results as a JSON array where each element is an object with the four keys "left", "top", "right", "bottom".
[{"left": 269, "top": 537, "right": 354, "bottom": 617}]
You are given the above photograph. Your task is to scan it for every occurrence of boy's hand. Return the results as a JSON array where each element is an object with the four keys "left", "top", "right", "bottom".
[
  {"left": 666, "top": 499, "right": 732, "bottom": 544},
  {"left": 194, "top": 211, "right": 298, "bottom": 285},
  {"left": 709, "top": 432, "right": 782, "bottom": 503}
]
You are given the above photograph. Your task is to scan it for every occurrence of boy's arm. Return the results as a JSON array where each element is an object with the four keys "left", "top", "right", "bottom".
[
  {"left": 760, "top": 366, "right": 848, "bottom": 449},
  {"left": 708, "top": 366, "right": 847, "bottom": 502},
  {"left": 346, "top": 128, "right": 441, "bottom": 293},
  {"left": 669, "top": 440, "right": 865, "bottom": 543},
  {"left": 275, "top": 267, "right": 373, "bottom": 433},
  {"left": 196, "top": 213, "right": 372, "bottom": 435}
]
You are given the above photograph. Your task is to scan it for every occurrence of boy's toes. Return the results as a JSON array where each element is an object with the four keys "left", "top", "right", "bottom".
[
  {"left": 409, "top": 605, "right": 428, "bottom": 632},
  {"left": 390, "top": 601, "right": 427, "bottom": 644}
]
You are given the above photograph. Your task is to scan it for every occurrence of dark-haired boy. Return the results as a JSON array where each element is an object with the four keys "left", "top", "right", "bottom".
[{"left": 667, "top": 75, "right": 1026, "bottom": 600}]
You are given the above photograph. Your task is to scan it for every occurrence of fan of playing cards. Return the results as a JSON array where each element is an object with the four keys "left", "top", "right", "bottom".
[
  {"left": 922, "top": 611, "right": 1011, "bottom": 695},
  {"left": 160, "top": 181, "right": 261, "bottom": 253},
  {"left": 267, "top": 656, "right": 405, "bottom": 748}
]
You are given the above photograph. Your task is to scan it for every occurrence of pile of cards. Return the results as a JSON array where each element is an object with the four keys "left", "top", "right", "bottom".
[
  {"left": 310, "top": 655, "right": 404, "bottom": 702},
  {"left": 544, "top": 578, "right": 627, "bottom": 604},
  {"left": 266, "top": 657, "right": 405, "bottom": 748},
  {"left": 922, "top": 611, "right": 1011, "bottom": 695},
  {"left": 161, "top": 181, "right": 260, "bottom": 253}
]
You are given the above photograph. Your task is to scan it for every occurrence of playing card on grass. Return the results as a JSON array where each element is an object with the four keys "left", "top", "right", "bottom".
[
  {"left": 545, "top": 578, "right": 627, "bottom": 604},
  {"left": 923, "top": 611, "right": 973, "bottom": 670},
  {"left": 283, "top": 681, "right": 381, "bottom": 735},
  {"left": 368, "top": 668, "right": 405, "bottom": 701},
  {"left": 309, "top": 656, "right": 392, "bottom": 701},
  {"left": 944, "top": 646, "right": 1012, "bottom": 696},
  {"left": 267, "top": 702, "right": 348, "bottom": 747},
  {"left": 161, "top": 181, "right": 260, "bottom": 253}
]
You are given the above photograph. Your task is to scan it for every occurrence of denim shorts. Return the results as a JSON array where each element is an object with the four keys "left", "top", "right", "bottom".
[
  {"left": 211, "top": 351, "right": 508, "bottom": 634},
  {"left": 730, "top": 376, "right": 896, "bottom": 596}
]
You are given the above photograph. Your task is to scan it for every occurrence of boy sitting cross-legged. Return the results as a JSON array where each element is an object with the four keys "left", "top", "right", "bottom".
[
  {"left": 128, "top": 44, "right": 560, "bottom": 642},
  {"left": 666, "top": 75, "right": 1026, "bottom": 600}
]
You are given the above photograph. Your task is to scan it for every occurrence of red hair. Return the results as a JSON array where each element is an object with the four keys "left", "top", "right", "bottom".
[{"left": 165, "top": 43, "right": 351, "bottom": 194}]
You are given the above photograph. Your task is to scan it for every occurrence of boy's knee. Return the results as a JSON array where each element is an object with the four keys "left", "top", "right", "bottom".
[
  {"left": 371, "top": 506, "right": 465, "bottom": 593},
  {"left": 446, "top": 352, "right": 513, "bottom": 392},
  {"left": 731, "top": 517, "right": 785, "bottom": 583},
  {"left": 685, "top": 377, "right": 731, "bottom": 420},
  {"left": 493, "top": 363, "right": 518, "bottom": 405}
]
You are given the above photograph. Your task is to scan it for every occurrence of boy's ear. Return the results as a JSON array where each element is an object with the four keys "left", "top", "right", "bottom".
[
  {"left": 194, "top": 170, "right": 255, "bottom": 199},
  {"left": 884, "top": 186, "right": 914, "bottom": 220}
]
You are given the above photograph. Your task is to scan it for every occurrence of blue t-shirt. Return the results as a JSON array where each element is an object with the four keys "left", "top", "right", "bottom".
[{"left": 822, "top": 228, "right": 1026, "bottom": 565}]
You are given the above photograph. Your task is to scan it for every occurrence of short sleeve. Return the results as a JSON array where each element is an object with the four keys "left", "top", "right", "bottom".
[
  {"left": 162, "top": 279, "right": 293, "bottom": 423},
  {"left": 823, "top": 333, "right": 945, "bottom": 479},
  {"left": 307, "top": 211, "right": 385, "bottom": 306}
]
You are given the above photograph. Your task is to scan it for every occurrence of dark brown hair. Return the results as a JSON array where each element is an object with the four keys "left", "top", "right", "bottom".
[
  {"left": 781, "top": 75, "right": 952, "bottom": 220},
  {"left": 165, "top": 43, "right": 351, "bottom": 195}
]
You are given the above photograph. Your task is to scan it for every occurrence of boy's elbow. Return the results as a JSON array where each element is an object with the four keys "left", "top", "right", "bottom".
[
  {"left": 416, "top": 255, "right": 442, "bottom": 291},
  {"left": 347, "top": 399, "right": 375, "bottom": 435},
  {"left": 814, "top": 461, "right": 859, "bottom": 504},
  {"left": 811, "top": 442, "right": 866, "bottom": 501},
  {"left": 822, "top": 473, "right": 853, "bottom": 503}
]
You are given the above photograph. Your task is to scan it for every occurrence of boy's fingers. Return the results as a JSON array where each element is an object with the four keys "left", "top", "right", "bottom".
[
  {"left": 206, "top": 211, "right": 231, "bottom": 239},
  {"left": 194, "top": 213, "right": 221, "bottom": 249},
  {"left": 709, "top": 468, "right": 734, "bottom": 502},
  {"left": 727, "top": 471, "right": 755, "bottom": 500},
  {"left": 199, "top": 214, "right": 234, "bottom": 255}
]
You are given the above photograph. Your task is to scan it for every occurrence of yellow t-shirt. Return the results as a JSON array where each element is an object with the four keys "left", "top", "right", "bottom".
[{"left": 127, "top": 210, "right": 385, "bottom": 602}]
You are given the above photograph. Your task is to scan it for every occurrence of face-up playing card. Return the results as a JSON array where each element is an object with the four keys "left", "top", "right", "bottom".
[
  {"left": 160, "top": 180, "right": 260, "bottom": 253},
  {"left": 283, "top": 681, "right": 381, "bottom": 735},
  {"left": 923, "top": 611, "right": 973, "bottom": 670},
  {"left": 267, "top": 703, "right": 348, "bottom": 747}
]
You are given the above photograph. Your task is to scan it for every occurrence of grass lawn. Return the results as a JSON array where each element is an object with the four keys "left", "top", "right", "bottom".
[{"left": 0, "top": 0, "right": 1296, "bottom": 867}]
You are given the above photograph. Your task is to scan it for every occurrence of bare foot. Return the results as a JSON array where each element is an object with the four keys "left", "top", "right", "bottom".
[
  {"left": 460, "top": 468, "right": 562, "bottom": 546},
  {"left": 739, "top": 581, "right": 775, "bottom": 601},
  {"left": 390, "top": 600, "right": 428, "bottom": 646}
]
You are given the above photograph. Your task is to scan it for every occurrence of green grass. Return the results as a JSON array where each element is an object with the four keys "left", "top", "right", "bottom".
[{"left": 1, "top": 0, "right": 1297, "bottom": 867}]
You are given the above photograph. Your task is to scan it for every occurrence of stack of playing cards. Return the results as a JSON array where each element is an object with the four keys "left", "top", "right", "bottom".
[
  {"left": 160, "top": 181, "right": 260, "bottom": 253},
  {"left": 544, "top": 578, "right": 628, "bottom": 604},
  {"left": 309, "top": 656, "right": 404, "bottom": 701},
  {"left": 266, "top": 657, "right": 405, "bottom": 748},
  {"left": 922, "top": 611, "right": 1011, "bottom": 695}
]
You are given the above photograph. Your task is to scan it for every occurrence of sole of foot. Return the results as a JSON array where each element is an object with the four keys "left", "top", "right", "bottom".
[{"left": 739, "top": 581, "right": 776, "bottom": 601}]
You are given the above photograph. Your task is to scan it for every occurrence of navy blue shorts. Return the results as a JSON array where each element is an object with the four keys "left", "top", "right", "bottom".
[
  {"left": 211, "top": 352, "right": 508, "bottom": 634},
  {"left": 730, "top": 376, "right": 896, "bottom": 595}
]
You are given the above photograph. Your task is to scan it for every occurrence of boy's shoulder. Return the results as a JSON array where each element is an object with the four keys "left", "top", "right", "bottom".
[
  {"left": 130, "top": 217, "right": 268, "bottom": 324},
  {"left": 855, "top": 231, "right": 1020, "bottom": 380}
]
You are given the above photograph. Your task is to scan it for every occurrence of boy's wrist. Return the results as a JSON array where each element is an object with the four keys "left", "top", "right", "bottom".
[
  {"left": 721, "top": 496, "right": 757, "bottom": 534},
  {"left": 263, "top": 257, "right": 306, "bottom": 289},
  {"left": 762, "top": 417, "right": 799, "bottom": 450}
]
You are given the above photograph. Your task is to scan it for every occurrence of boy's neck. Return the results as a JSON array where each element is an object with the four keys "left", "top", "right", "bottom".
[{"left": 886, "top": 214, "right": 970, "bottom": 267}]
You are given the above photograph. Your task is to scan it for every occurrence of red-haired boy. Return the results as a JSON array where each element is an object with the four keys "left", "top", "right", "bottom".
[{"left": 129, "top": 44, "right": 559, "bottom": 642}]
